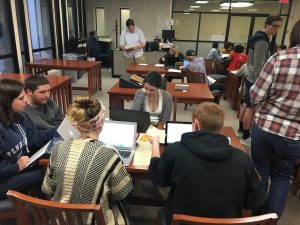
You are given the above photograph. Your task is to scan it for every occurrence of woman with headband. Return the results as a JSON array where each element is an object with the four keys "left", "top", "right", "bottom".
[{"left": 42, "top": 96, "right": 133, "bottom": 225}]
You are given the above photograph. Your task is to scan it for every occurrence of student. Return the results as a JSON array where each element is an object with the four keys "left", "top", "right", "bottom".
[
  {"left": 207, "top": 42, "right": 221, "bottom": 60},
  {"left": 221, "top": 42, "right": 234, "bottom": 54},
  {"left": 23, "top": 74, "right": 64, "bottom": 129},
  {"left": 149, "top": 102, "right": 267, "bottom": 225},
  {"left": 42, "top": 96, "right": 133, "bottom": 225},
  {"left": 88, "top": 30, "right": 101, "bottom": 57},
  {"left": 0, "top": 79, "right": 57, "bottom": 200},
  {"left": 131, "top": 71, "right": 172, "bottom": 125},
  {"left": 228, "top": 45, "right": 248, "bottom": 71}
]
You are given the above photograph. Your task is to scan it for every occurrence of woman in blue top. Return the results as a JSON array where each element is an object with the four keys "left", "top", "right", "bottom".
[{"left": 0, "top": 79, "right": 57, "bottom": 200}]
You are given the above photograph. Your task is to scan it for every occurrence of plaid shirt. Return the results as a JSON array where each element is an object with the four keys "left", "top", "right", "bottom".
[{"left": 250, "top": 45, "right": 300, "bottom": 140}]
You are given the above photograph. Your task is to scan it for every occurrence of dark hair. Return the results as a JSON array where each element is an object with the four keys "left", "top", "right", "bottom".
[
  {"left": 265, "top": 14, "right": 282, "bottom": 27},
  {"left": 0, "top": 79, "right": 24, "bottom": 127},
  {"left": 143, "top": 71, "right": 162, "bottom": 88},
  {"left": 233, "top": 45, "right": 245, "bottom": 53},
  {"left": 24, "top": 74, "right": 49, "bottom": 93},
  {"left": 89, "top": 30, "right": 96, "bottom": 36},
  {"left": 212, "top": 42, "right": 219, "bottom": 49},
  {"left": 289, "top": 19, "right": 300, "bottom": 48},
  {"left": 278, "top": 44, "right": 287, "bottom": 50},
  {"left": 126, "top": 19, "right": 134, "bottom": 28},
  {"left": 224, "top": 42, "right": 234, "bottom": 49}
]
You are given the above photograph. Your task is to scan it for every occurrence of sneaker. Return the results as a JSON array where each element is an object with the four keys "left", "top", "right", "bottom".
[
  {"left": 235, "top": 129, "right": 243, "bottom": 138},
  {"left": 240, "top": 137, "right": 251, "bottom": 147}
]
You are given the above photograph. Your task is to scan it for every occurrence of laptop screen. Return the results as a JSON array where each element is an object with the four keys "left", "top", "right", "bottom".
[
  {"left": 99, "top": 121, "right": 137, "bottom": 150},
  {"left": 165, "top": 56, "right": 179, "bottom": 66},
  {"left": 165, "top": 122, "right": 192, "bottom": 145}
]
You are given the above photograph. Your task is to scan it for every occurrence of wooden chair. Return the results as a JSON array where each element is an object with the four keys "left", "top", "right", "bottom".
[
  {"left": 7, "top": 190, "right": 105, "bottom": 225},
  {"left": 171, "top": 213, "right": 278, "bottom": 225},
  {"left": 292, "top": 158, "right": 300, "bottom": 195},
  {"left": 0, "top": 199, "right": 16, "bottom": 221},
  {"left": 204, "top": 59, "right": 216, "bottom": 75}
]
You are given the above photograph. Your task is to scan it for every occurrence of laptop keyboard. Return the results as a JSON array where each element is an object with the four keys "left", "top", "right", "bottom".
[{"left": 119, "top": 151, "right": 131, "bottom": 159}]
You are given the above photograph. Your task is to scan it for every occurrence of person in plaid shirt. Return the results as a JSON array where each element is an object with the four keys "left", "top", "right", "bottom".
[{"left": 249, "top": 19, "right": 300, "bottom": 219}]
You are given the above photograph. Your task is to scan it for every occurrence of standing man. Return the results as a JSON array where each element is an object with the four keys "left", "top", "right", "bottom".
[
  {"left": 250, "top": 19, "right": 300, "bottom": 219},
  {"left": 22, "top": 74, "right": 64, "bottom": 129},
  {"left": 120, "top": 18, "right": 146, "bottom": 66},
  {"left": 239, "top": 14, "right": 282, "bottom": 146}
]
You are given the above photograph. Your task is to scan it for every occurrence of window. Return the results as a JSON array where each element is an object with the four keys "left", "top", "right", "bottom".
[{"left": 95, "top": 7, "right": 104, "bottom": 36}]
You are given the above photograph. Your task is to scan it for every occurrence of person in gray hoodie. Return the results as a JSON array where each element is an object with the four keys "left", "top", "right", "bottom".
[{"left": 239, "top": 14, "right": 282, "bottom": 146}]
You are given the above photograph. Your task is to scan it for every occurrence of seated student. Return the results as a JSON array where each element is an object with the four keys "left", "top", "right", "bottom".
[
  {"left": 207, "top": 41, "right": 221, "bottom": 60},
  {"left": 221, "top": 42, "right": 234, "bottom": 55},
  {"left": 183, "top": 49, "right": 224, "bottom": 103},
  {"left": 228, "top": 45, "right": 248, "bottom": 71},
  {"left": 131, "top": 71, "right": 172, "bottom": 125},
  {"left": 88, "top": 30, "right": 101, "bottom": 57},
  {"left": 22, "top": 74, "right": 64, "bottom": 129},
  {"left": 42, "top": 96, "right": 133, "bottom": 225},
  {"left": 149, "top": 102, "right": 267, "bottom": 225},
  {"left": 0, "top": 79, "right": 57, "bottom": 200}
]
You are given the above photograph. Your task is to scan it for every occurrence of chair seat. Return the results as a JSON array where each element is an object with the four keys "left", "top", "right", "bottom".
[
  {"left": 0, "top": 199, "right": 14, "bottom": 212},
  {"left": 209, "top": 74, "right": 227, "bottom": 81}
]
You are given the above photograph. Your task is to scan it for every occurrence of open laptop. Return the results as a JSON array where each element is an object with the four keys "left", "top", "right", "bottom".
[
  {"left": 57, "top": 118, "right": 81, "bottom": 140},
  {"left": 99, "top": 120, "right": 137, "bottom": 166},
  {"left": 165, "top": 56, "right": 180, "bottom": 69},
  {"left": 109, "top": 108, "right": 150, "bottom": 133},
  {"left": 165, "top": 121, "right": 193, "bottom": 145}
]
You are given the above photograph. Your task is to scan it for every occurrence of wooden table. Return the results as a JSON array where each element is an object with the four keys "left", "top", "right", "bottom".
[
  {"left": 224, "top": 70, "right": 242, "bottom": 110},
  {"left": 25, "top": 58, "right": 102, "bottom": 95},
  {"left": 166, "top": 82, "right": 214, "bottom": 121},
  {"left": 0, "top": 73, "right": 72, "bottom": 114},
  {"left": 126, "top": 64, "right": 185, "bottom": 79}
]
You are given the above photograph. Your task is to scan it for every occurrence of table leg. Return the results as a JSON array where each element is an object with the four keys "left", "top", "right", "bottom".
[{"left": 172, "top": 98, "right": 177, "bottom": 121}]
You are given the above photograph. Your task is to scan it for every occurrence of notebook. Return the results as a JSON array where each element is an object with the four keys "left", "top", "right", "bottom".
[
  {"left": 99, "top": 120, "right": 137, "bottom": 166},
  {"left": 57, "top": 118, "right": 81, "bottom": 140},
  {"left": 109, "top": 108, "right": 150, "bottom": 133},
  {"left": 165, "top": 121, "right": 193, "bottom": 145}
]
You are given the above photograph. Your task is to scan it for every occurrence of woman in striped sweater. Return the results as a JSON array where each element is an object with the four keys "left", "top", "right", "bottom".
[{"left": 42, "top": 96, "right": 133, "bottom": 225}]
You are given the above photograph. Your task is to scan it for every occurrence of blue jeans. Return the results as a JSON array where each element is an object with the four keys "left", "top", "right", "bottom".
[
  {"left": 0, "top": 167, "right": 44, "bottom": 200},
  {"left": 251, "top": 123, "right": 300, "bottom": 217}
]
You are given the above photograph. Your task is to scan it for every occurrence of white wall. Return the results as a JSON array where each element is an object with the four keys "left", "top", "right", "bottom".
[{"left": 85, "top": 0, "right": 172, "bottom": 49}]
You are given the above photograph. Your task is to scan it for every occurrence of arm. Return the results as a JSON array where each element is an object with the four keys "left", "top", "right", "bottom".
[
  {"left": 214, "top": 49, "right": 222, "bottom": 60},
  {"left": 250, "top": 55, "right": 275, "bottom": 105},
  {"left": 119, "top": 30, "right": 126, "bottom": 50},
  {"left": 131, "top": 89, "right": 146, "bottom": 111},
  {"left": 252, "top": 40, "right": 269, "bottom": 81},
  {"left": 50, "top": 98, "right": 64, "bottom": 124},
  {"left": 138, "top": 29, "right": 146, "bottom": 49},
  {"left": 160, "top": 91, "right": 172, "bottom": 122}
]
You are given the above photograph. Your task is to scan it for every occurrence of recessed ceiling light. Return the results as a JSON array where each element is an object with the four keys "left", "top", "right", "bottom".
[
  {"left": 189, "top": 8, "right": 196, "bottom": 10},
  {"left": 190, "top": 6, "right": 200, "bottom": 8},
  {"left": 221, "top": 2, "right": 253, "bottom": 8},
  {"left": 195, "top": 1, "right": 209, "bottom": 3}
]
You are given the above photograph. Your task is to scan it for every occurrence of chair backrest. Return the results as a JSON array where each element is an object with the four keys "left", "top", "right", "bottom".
[
  {"left": 187, "top": 71, "right": 207, "bottom": 84},
  {"left": 204, "top": 59, "right": 216, "bottom": 75},
  {"left": 171, "top": 213, "right": 278, "bottom": 225},
  {"left": 7, "top": 190, "right": 105, "bottom": 225}
]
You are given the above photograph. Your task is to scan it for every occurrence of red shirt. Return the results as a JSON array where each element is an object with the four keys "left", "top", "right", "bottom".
[{"left": 228, "top": 52, "right": 248, "bottom": 70}]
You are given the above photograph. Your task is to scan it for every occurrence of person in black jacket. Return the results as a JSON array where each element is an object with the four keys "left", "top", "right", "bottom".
[{"left": 149, "top": 102, "right": 267, "bottom": 225}]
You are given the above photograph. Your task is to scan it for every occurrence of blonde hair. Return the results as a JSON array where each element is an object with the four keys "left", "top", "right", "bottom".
[
  {"left": 169, "top": 45, "right": 179, "bottom": 55},
  {"left": 66, "top": 96, "right": 105, "bottom": 132},
  {"left": 192, "top": 102, "right": 224, "bottom": 133}
]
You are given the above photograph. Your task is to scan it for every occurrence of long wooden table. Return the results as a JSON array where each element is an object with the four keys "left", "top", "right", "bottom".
[
  {"left": 25, "top": 58, "right": 101, "bottom": 95},
  {"left": 107, "top": 81, "right": 214, "bottom": 121},
  {"left": 224, "top": 70, "right": 242, "bottom": 110},
  {"left": 0, "top": 73, "right": 72, "bottom": 114},
  {"left": 126, "top": 63, "right": 185, "bottom": 79}
]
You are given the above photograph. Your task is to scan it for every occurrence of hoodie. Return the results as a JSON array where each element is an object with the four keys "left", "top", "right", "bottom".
[
  {"left": 246, "top": 31, "right": 270, "bottom": 83},
  {"left": 149, "top": 130, "right": 266, "bottom": 225},
  {"left": 0, "top": 113, "right": 57, "bottom": 180}
]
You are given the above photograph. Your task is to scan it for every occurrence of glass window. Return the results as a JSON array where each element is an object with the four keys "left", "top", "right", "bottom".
[
  {"left": 33, "top": 50, "right": 52, "bottom": 61},
  {"left": 276, "top": 16, "right": 287, "bottom": 45},
  {"left": 228, "top": 16, "right": 251, "bottom": 45},
  {"left": 0, "top": 0, "right": 13, "bottom": 55},
  {"left": 95, "top": 7, "right": 104, "bottom": 36},
  {"left": 173, "top": 41, "right": 197, "bottom": 57},
  {"left": 198, "top": 42, "right": 214, "bottom": 58},
  {"left": 0, "top": 58, "right": 15, "bottom": 73},
  {"left": 199, "top": 14, "right": 227, "bottom": 41},
  {"left": 120, "top": 8, "right": 130, "bottom": 34},
  {"left": 28, "top": 0, "right": 52, "bottom": 50},
  {"left": 173, "top": 13, "right": 199, "bottom": 40}
]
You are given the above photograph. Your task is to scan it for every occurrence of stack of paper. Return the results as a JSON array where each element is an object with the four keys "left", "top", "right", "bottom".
[
  {"left": 146, "top": 125, "right": 165, "bottom": 144},
  {"left": 133, "top": 141, "right": 152, "bottom": 167},
  {"left": 207, "top": 76, "right": 216, "bottom": 84},
  {"left": 167, "top": 68, "right": 181, "bottom": 73},
  {"left": 138, "top": 63, "right": 148, "bottom": 66},
  {"left": 155, "top": 64, "right": 165, "bottom": 67}
]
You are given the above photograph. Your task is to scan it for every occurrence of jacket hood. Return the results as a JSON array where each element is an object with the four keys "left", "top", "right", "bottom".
[
  {"left": 249, "top": 31, "right": 269, "bottom": 50},
  {"left": 181, "top": 130, "right": 232, "bottom": 161}
]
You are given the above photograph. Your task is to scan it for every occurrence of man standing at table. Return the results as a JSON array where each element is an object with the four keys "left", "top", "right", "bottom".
[
  {"left": 22, "top": 74, "right": 64, "bottom": 129},
  {"left": 149, "top": 102, "right": 267, "bottom": 225},
  {"left": 238, "top": 14, "right": 282, "bottom": 146},
  {"left": 120, "top": 18, "right": 146, "bottom": 66}
]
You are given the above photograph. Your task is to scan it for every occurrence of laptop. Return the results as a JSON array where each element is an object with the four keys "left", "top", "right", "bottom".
[
  {"left": 165, "top": 56, "right": 179, "bottom": 69},
  {"left": 183, "top": 60, "right": 190, "bottom": 68},
  {"left": 57, "top": 118, "right": 81, "bottom": 140},
  {"left": 109, "top": 108, "right": 151, "bottom": 133},
  {"left": 99, "top": 120, "right": 137, "bottom": 166},
  {"left": 165, "top": 121, "right": 193, "bottom": 145}
]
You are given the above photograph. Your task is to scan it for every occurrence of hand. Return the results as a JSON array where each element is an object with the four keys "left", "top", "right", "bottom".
[
  {"left": 149, "top": 136, "right": 160, "bottom": 145},
  {"left": 17, "top": 156, "right": 29, "bottom": 171}
]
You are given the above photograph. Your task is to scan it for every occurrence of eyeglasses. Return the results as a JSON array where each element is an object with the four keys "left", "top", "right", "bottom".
[{"left": 271, "top": 24, "right": 281, "bottom": 28}]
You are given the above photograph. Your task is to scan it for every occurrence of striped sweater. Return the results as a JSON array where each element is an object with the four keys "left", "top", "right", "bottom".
[{"left": 42, "top": 139, "right": 133, "bottom": 225}]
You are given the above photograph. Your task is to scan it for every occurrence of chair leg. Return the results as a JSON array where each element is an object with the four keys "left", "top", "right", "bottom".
[{"left": 184, "top": 103, "right": 187, "bottom": 110}]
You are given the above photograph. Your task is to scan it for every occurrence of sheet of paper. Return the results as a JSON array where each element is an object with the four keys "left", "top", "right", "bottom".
[
  {"left": 146, "top": 125, "right": 166, "bottom": 144},
  {"left": 207, "top": 76, "right": 216, "bottom": 84},
  {"left": 167, "top": 68, "right": 181, "bottom": 73},
  {"left": 27, "top": 141, "right": 52, "bottom": 166},
  {"left": 155, "top": 64, "right": 165, "bottom": 67},
  {"left": 133, "top": 141, "right": 152, "bottom": 167},
  {"left": 230, "top": 70, "right": 238, "bottom": 74},
  {"left": 138, "top": 63, "right": 148, "bottom": 66}
]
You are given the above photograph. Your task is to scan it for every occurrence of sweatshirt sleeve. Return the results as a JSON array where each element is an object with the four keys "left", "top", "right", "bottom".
[
  {"left": 131, "top": 89, "right": 145, "bottom": 111},
  {"left": 160, "top": 91, "right": 172, "bottom": 122}
]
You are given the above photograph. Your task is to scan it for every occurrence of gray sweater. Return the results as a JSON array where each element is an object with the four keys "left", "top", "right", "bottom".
[
  {"left": 22, "top": 98, "right": 64, "bottom": 129},
  {"left": 131, "top": 88, "right": 172, "bottom": 122}
]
